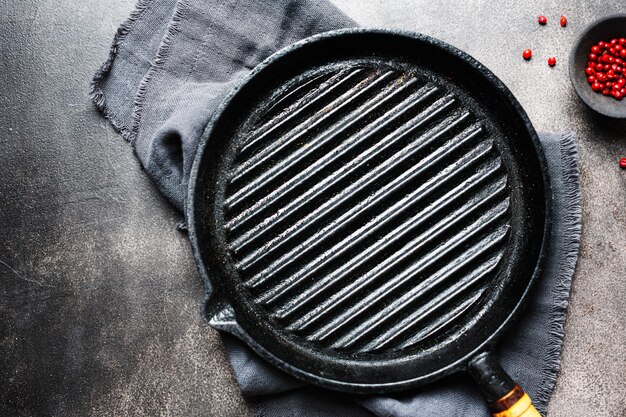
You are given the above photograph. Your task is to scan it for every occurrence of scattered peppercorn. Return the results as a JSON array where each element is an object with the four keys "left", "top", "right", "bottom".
[
  {"left": 538, "top": 15, "right": 547, "bottom": 25},
  {"left": 620, "top": 158, "right": 626, "bottom": 169},
  {"left": 523, "top": 49, "right": 533, "bottom": 60},
  {"left": 548, "top": 57, "right": 557, "bottom": 67},
  {"left": 560, "top": 16, "right": 567, "bottom": 27}
]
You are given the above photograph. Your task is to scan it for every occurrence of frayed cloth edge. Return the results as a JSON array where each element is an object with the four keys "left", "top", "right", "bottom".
[
  {"left": 129, "top": 0, "right": 188, "bottom": 146},
  {"left": 534, "top": 132, "right": 582, "bottom": 414},
  {"left": 88, "top": 0, "right": 152, "bottom": 141}
]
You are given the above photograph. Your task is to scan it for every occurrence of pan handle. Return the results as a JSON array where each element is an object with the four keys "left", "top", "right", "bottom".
[{"left": 468, "top": 352, "right": 541, "bottom": 417}]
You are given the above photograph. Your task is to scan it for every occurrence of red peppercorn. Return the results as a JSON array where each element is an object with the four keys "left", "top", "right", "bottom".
[
  {"left": 548, "top": 56, "right": 556, "bottom": 67},
  {"left": 591, "top": 81, "right": 603, "bottom": 91},
  {"left": 589, "top": 53, "right": 597, "bottom": 61},
  {"left": 560, "top": 16, "right": 567, "bottom": 27},
  {"left": 591, "top": 45, "right": 600, "bottom": 54},
  {"left": 618, "top": 78, "right": 626, "bottom": 87},
  {"left": 604, "top": 64, "right": 611, "bottom": 71},
  {"left": 588, "top": 75, "right": 596, "bottom": 83},
  {"left": 596, "top": 63, "right": 604, "bottom": 71},
  {"left": 611, "top": 38, "right": 618, "bottom": 45},
  {"left": 613, "top": 90, "right": 623, "bottom": 100},
  {"left": 621, "top": 49, "right": 626, "bottom": 58},
  {"left": 599, "top": 41, "right": 606, "bottom": 49},
  {"left": 620, "top": 38, "right": 626, "bottom": 45},
  {"left": 522, "top": 49, "right": 532, "bottom": 60},
  {"left": 602, "top": 88, "right": 611, "bottom": 96},
  {"left": 538, "top": 15, "right": 547, "bottom": 25},
  {"left": 585, "top": 66, "right": 595, "bottom": 75},
  {"left": 620, "top": 158, "right": 626, "bottom": 169}
]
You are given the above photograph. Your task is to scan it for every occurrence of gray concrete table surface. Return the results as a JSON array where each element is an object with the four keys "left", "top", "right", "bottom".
[{"left": 1, "top": 1, "right": 624, "bottom": 416}]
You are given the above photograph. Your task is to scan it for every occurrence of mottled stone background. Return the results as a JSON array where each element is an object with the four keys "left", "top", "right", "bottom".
[{"left": 1, "top": 1, "right": 625, "bottom": 416}]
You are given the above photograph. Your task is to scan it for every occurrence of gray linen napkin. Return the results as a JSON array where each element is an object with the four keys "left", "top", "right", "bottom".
[{"left": 90, "top": 1, "right": 582, "bottom": 416}]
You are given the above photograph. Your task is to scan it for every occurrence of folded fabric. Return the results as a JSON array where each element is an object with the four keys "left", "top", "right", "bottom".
[
  {"left": 91, "top": 0, "right": 354, "bottom": 212},
  {"left": 90, "top": 1, "right": 582, "bottom": 416}
]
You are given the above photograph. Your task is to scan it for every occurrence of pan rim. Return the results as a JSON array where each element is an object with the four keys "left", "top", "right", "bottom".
[{"left": 187, "top": 27, "right": 552, "bottom": 393}]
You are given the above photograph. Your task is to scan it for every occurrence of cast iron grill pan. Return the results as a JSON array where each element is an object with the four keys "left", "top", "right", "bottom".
[{"left": 188, "top": 30, "right": 549, "bottom": 414}]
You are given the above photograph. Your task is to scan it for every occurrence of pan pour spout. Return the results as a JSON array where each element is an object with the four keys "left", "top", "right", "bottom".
[{"left": 468, "top": 352, "right": 541, "bottom": 417}]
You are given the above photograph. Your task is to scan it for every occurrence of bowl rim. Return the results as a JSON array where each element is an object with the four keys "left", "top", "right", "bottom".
[{"left": 569, "top": 13, "right": 626, "bottom": 118}]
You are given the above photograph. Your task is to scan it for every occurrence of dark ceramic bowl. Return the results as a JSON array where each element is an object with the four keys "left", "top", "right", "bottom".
[{"left": 569, "top": 14, "right": 626, "bottom": 118}]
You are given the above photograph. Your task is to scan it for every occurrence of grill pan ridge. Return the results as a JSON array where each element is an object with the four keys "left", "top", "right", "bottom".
[
  {"left": 224, "top": 64, "right": 511, "bottom": 356},
  {"left": 188, "top": 29, "right": 550, "bottom": 394}
]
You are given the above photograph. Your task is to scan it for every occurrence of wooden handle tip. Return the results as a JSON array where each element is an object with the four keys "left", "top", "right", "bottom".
[{"left": 491, "top": 391, "right": 541, "bottom": 417}]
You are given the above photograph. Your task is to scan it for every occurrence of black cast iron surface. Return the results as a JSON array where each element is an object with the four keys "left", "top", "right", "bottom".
[{"left": 188, "top": 29, "right": 551, "bottom": 393}]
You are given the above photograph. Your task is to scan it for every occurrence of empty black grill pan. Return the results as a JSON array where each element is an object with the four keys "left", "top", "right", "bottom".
[{"left": 187, "top": 29, "right": 550, "bottom": 416}]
